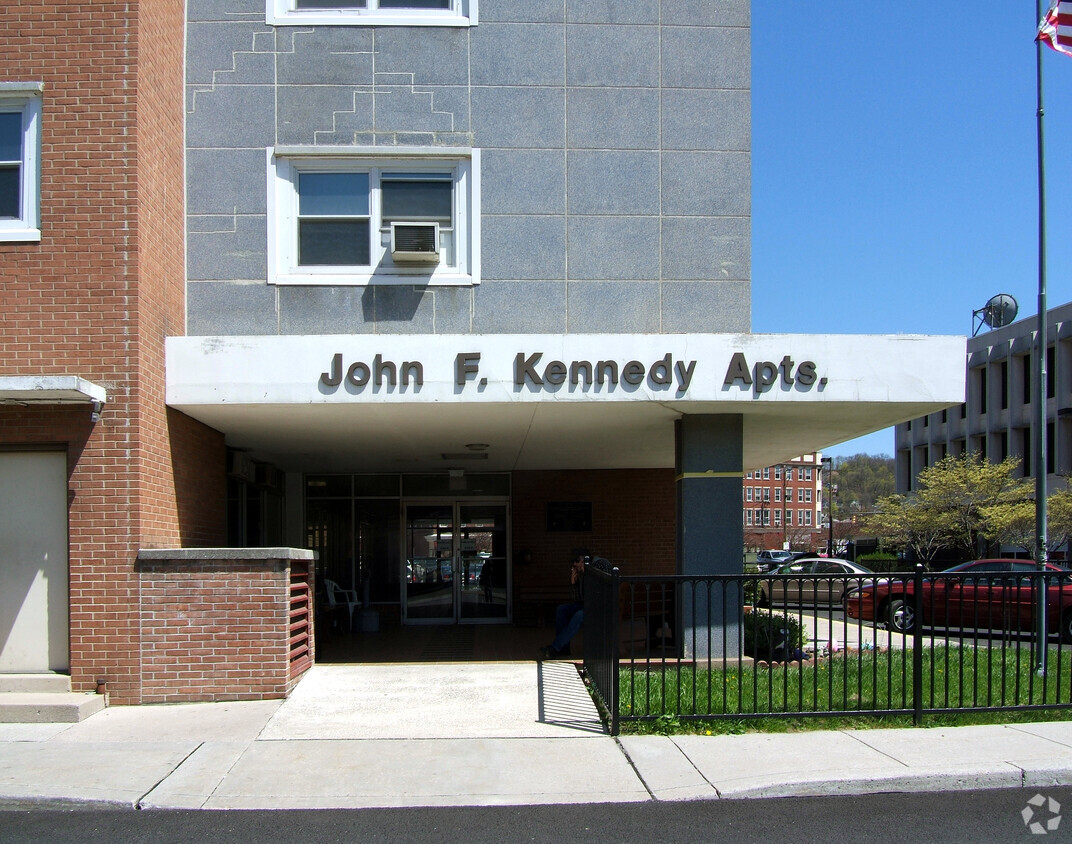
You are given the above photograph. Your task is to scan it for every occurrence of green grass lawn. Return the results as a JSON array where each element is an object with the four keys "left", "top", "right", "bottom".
[{"left": 616, "top": 644, "right": 1072, "bottom": 735}]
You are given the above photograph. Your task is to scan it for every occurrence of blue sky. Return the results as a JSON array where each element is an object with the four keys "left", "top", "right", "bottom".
[{"left": 751, "top": 2, "right": 1072, "bottom": 457}]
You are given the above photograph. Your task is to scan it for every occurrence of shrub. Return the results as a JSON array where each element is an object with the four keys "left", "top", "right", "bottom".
[
  {"left": 856, "top": 553, "right": 904, "bottom": 573},
  {"left": 743, "top": 609, "right": 809, "bottom": 661}
]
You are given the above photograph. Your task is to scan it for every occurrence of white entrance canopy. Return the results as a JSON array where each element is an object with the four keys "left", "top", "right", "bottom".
[{"left": 165, "top": 333, "right": 966, "bottom": 473}]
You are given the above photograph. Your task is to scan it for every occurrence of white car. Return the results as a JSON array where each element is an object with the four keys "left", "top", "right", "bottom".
[{"left": 755, "top": 550, "right": 794, "bottom": 571}]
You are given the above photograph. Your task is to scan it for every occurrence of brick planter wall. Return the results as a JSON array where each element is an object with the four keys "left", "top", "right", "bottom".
[{"left": 136, "top": 548, "right": 315, "bottom": 704}]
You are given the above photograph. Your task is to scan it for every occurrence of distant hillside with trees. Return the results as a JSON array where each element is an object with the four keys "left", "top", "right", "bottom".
[{"left": 830, "top": 454, "right": 895, "bottom": 513}]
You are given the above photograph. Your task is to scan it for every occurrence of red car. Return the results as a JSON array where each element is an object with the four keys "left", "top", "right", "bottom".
[{"left": 842, "top": 559, "right": 1072, "bottom": 642}]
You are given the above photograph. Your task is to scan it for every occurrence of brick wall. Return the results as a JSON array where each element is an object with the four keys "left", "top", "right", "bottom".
[
  {"left": 0, "top": 2, "right": 225, "bottom": 703},
  {"left": 137, "top": 552, "right": 314, "bottom": 704},
  {"left": 511, "top": 468, "right": 677, "bottom": 598}
]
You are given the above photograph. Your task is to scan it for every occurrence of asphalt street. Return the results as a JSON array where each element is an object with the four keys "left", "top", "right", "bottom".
[{"left": 1, "top": 788, "right": 1067, "bottom": 844}]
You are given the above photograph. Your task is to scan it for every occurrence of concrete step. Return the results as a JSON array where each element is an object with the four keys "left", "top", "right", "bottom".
[
  {"left": 0, "top": 673, "right": 72, "bottom": 694},
  {"left": 0, "top": 692, "right": 106, "bottom": 723}
]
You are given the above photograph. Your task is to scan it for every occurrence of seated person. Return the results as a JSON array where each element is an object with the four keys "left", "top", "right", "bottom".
[{"left": 539, "top": 549, "right": 589, "bottom": 659}]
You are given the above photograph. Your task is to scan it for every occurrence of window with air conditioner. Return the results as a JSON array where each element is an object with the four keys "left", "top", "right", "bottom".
[
  {"left": 0, "top": 84, "right": 42, "bottom": 242},
  {"left": 269, "top": 149, "right": 479, "bottom": 286},
  {"left": 268, "top": 0, "right": 476, "bottom": 25}
]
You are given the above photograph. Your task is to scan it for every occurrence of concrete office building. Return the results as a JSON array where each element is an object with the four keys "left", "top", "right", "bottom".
[
  {"left": 1, "top": 1, "right": 964, "bottom": 705},
  {"left": 896, "top": 301, "right": 1072, "bottom": 515}
]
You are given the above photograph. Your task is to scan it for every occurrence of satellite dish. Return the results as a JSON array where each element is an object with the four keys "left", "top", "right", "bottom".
[{"left": 973, "top": 294, "right": 1019, "bottom": 336}]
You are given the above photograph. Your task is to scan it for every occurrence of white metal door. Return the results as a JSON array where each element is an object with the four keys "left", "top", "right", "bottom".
[{"left": 0, "top": 451, "right": 69, "bottom": 672}]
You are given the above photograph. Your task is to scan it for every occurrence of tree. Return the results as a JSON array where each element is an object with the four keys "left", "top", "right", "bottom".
[
  {"left": 863, "top": 453, "right": 1032, "bottom": 560},
  {"left": 1048, "top": 487, "right": 1072, "bottom": 553},
  {"left": 861, "top": 493, "right": 950, "bottom": 563},
  {"left": 985, "top": 485, "right": 1072, "bottom": 554},
  {"left": 915, "top": 453, "right": 1031, "bottom": 558}
]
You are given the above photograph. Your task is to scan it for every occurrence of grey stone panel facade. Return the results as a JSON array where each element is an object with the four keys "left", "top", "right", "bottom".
[
  {"left": 186, "top": 281, "right": 279, "bottom": 336},
  {"left": 565, "top": 217, "right": 661, "bottom": 280},
  {"left": 187, "top": 149, "right": 267, "bottom": 215},
  {"left": 480, "top": 0, "right": 564, "bottom": 23},
  {"left": 566, "top": 0, "right": 660, "bottom": 25},
  {"left": 480, "top": 150, "right": 565, "bottom": 214},
  {"left": 188, "top": 215, "right": 268, "bottom": 282},
  {"left": 186, "top": 23, "right": 275, "bottom": 86},
  {"left": 471, "top": 282, "right": 567, "bottom": 333},
  {"left": 565, "top": 26, "right": 661, "bottom": 88},
  {"left": 276, "top": 28, "right": 376, "bottom": 86},
  {"left": 185, "top": 1, "right": 752, "bottom": 336},
  {"left": 662, "top": 89, "right": 750, "bottom": 151},
  {"left": 661, "top": 217, "right": 750, "bottom": 283},
  {"left": 566, "top": 88, "right": 660, "bottom": 150},
  {"left": 481, "top": 216, "right": 566, "bottom": 281},
  {"left": 566, "top": 151, "right": 660, "bottom": 216},
  {"left": 566, "top": 282, "right": 661, "bottom": 333},
  {"left": 187, "top": 84, "right": 276, "bottom": 150},
  {"left": 470, "top": 24, "right": 566, "bottom": 86},
  {"left": 661, "top": 0, "right": 750, "bottom": 26},
  {"left": 188, "top": 0, "right": 263, "bottom": 23},
  {"left": 661, "top": 26, "right": 750, "bottom": 90},
  {"left": 660, "top": 282, "right": 751, "bottom": 334}
]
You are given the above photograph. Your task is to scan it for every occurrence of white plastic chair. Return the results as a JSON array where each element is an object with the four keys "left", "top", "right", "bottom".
[{"left": 323, "top": 578, "right": 360, "bottom": 630}]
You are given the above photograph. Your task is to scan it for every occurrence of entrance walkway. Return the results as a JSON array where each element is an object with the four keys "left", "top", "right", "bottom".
[{"left": 263, "top": 662, "right": 604, "bottom": 739}]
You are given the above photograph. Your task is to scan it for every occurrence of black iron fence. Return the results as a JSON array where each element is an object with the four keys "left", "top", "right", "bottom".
[{"left": 583, "top": 563, "right": 1072, "bottom": 735}]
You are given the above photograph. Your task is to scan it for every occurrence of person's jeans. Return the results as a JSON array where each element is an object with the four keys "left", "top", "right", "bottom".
[{"left": 552, "top": 601, "right": 584, "bottom": 652}]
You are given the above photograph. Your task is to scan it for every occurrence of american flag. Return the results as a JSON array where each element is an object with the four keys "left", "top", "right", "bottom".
[{"left": 1039, "top": 0, "right": 1072, "bottom": 57}]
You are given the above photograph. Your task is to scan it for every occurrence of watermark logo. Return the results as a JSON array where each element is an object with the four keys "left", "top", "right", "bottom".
[{"left": 1022, "top": 793, "right": 1062, "bottom": 835}]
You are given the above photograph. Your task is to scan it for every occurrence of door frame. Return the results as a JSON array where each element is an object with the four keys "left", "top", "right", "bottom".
[{"left": 401, "top": 497, "right": 511, "bottom": 625}]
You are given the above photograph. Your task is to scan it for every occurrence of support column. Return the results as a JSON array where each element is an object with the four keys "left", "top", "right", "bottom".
[{"left": 675, "top": 415, "right": 744, "bottom": 659}]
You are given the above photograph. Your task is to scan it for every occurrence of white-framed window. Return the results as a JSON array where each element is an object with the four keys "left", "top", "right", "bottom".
[
  {"left": 746, "top": 471, "right": 753, "bottom": 479},
  {"left": 804, "top": 468, "right": 813, "bottom": 481},
  {"left": 762, "top": 488, "right": 770, "bottom": 502},
  {"left": 784, "top": 509, "right": 792, "bottom": 525},
  {"left": 774, "top": 465, "right": 782, "bottom": 480},
  {"left": 268, "top": 147, "right": 480, "bottom": 286},
  {"left": 773, "top": 509, "right": 781, "bottom": 526},
  {"left": 774, "top": 488, "right": 781, "bottom": 503},
  {"left": 746, "top": 487, "right": 753, "bottom": 502},
  {"left": 745, "top": 511, "right": 752, "bottom": 526},
  {"left": 0, "top": 84, "right": 42, "bottom": 242},
  {"left": 267, "top": 0, "right": 476, "bottom": 26},
  {"left": 803, "top": 488, "right": 813, "bottom": 503},
  {"left": 785, "top": 488, "right": 794, "bottom": 503},
  {"left": 762, "top": 468, "right": 770, "bottom": 480},
  {"left": 804, "top": 509, "right": 813, "bottom": 527}
]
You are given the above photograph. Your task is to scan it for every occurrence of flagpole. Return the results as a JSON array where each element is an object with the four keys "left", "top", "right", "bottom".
[{"left": 1035, "top": 0, "right": 1050, "bottom": 677}]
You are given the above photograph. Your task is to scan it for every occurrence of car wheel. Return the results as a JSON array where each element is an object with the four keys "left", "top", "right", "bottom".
[
  {"left": 1061, "top": 609, "right": 1072, "bottom": 645},
  {"left": 887, "top": 597, "right": 915, "bottom": 634}
]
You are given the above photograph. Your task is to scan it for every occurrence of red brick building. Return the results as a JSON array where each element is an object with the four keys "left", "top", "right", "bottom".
[
  {"left": 0, "top": 1, "right": 230, "bottom": 703},
  {"left": 743, "top": 453, "right": 826, "bottom": 553}
]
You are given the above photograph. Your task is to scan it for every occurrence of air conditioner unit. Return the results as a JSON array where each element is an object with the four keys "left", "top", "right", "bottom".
[
  {"left": 228, "top": 450, "right": 256, "bottom": 483},
  {"left": 390, "top": 222, "right": 440, "bottom": 264},
  {"left": 255, "top": 463, "right": 282, "bottom": 491}
]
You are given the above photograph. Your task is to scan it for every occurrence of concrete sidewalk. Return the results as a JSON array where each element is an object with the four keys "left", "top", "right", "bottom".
[{"left": 2, "top": 663, "right": 1072, "bottom": 810}]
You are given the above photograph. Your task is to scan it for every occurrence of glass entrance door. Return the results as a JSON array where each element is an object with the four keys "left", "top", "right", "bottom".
[{"left": 403, "top": 501, "right": 510, "bottom": 624}]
